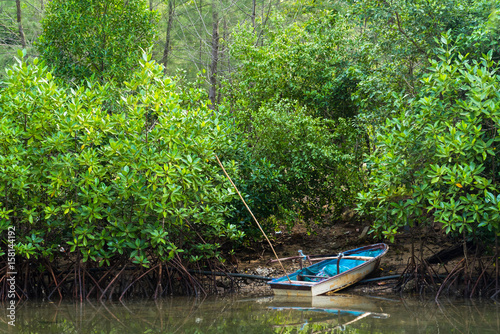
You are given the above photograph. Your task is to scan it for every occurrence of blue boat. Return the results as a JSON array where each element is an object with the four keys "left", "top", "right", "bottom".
[{"left": 268, "top": 243, "right": 389, "bottom": 297}]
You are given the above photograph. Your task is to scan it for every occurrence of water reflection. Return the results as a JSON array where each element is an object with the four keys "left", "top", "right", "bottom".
[
  {"left": 269, "top": 295, "right": 392, "bottom": 333},
  {"left": 269, "top": 295, "right": 391, "bottom": 333},
  {"left": 1, "top": 294, "right": 500, "bottom": 333}
]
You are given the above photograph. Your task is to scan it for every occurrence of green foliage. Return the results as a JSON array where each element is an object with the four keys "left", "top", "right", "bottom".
[
  {"left": 357, "top": 35, "right": 500, "bottom": 241},
  {"left": 222, "top": 98, "right": 367, "bottom": 226},
  {"left": 350, "top": 1, "right": 500, "bottom": 243},
  {"left": 223, "top": 9, "right": 369, "bottom": 224},
  {"left": 37, "top": 0, "right": 158, "bottom": 83},
  {"left": 350, "top": 0, "right": 500, "bottom": 126},
  {"left": 0, "top": 53, "right": 243, "bottom": 265},
  {"left": 352, "top": 0, "right": 493, "bottom": 52},
  {"left": 219, "top": 147, "right": 283, "bottom": 239},
  {"left": 172, "top": 72, "right": 283, "bottom": 239},
  {"left": 229, "top": 11, "right": 360, "bottom": 119},
  {"left": 455, "top": 3, "right": 500, "bottom": 60},
  {"left": 4, "top": 0, "right": 499, "bottom": 251},
  {"left": 248, "top": 100, "right": 366, "bottom": 221}
]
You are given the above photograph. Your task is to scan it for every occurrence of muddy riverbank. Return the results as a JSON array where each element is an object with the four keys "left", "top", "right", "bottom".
[{"left": 224, "top": 222, "right": 477, "bottom": 298}]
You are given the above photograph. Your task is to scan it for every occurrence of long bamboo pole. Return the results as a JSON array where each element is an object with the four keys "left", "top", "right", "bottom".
[
  {"left": 214, "top": 154, "right": 291, "bottom": 283},
  {"left": 269, "top": 255, "right": 373, "bottom": 263}
]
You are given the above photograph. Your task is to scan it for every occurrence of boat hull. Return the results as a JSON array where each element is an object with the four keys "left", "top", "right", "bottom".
[{"left": 268, "top": 244, "right": 388, "bottom": 297}]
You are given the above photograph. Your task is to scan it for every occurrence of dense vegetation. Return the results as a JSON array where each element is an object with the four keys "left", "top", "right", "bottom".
[
  {"left": 37, "top": 0, "right": 158, "bottom": 83},
  {"left": 1, "top": 0, "right": 499, "bottom": 299}
]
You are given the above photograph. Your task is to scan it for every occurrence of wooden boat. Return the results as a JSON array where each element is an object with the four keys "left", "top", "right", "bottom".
[{"left": 268, "top": 243, "right": 389, "bottom": 297}]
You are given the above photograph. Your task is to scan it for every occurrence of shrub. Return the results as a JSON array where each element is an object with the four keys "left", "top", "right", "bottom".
[
  {"left": 37, "top": 0, "right": 158, "bottom": 83},
  {"left": 228, "top": 12, "right": 359, "bottom": 120},
  {"left": 0, "top": 52, "right": 243, "bottom": 266},
  {"left": 243, "top": 100, "right": 366, "bottom": 223},
  {"left": 357, "top": 36, "right": 500, "bottom": 242}
]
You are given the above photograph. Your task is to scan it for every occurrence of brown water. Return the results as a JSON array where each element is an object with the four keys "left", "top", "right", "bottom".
[{"left": 3, "top": 294, "right": 500, "bottom": 333}]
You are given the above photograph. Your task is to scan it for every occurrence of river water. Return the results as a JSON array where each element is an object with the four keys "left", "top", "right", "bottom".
[{"left": 3, "top": 294, "right": 500, "bottom": 333}]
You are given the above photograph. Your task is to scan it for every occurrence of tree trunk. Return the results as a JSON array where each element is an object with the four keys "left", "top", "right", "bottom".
[
  {"left": 251, "top": 0, "right": 256, "bottom": 32},
  {"left": 16, "top": 0, "right": 27, "bottom": 49},
  {"left": 198, "top": 0, "right": 203, "bottom": 76},
  {"left": 208, "top": 3, "right": 219, "bottom": 108},
  {"left": 163, "top": 0, "right": 175, "bottom": 74},
  {"left": 217, "top": 16, "right": 227, "bottom": 105}
]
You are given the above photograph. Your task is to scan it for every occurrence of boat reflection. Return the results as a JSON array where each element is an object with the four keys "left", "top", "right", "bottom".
[{"left": 269, "top": 294, "right": 392, "bottom": 333}]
